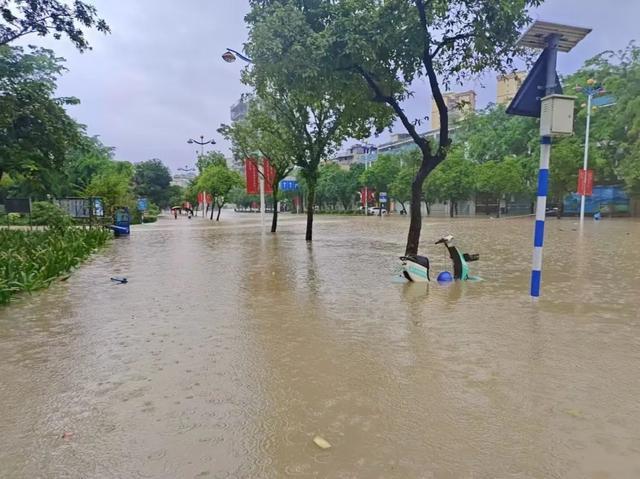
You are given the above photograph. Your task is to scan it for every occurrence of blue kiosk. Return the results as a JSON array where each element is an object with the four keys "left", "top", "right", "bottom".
[{"left": 110, "top": 207, "right": 131, "bottom": 236}]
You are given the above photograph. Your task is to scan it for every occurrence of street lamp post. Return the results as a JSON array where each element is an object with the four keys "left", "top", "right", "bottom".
[
  {"left": 221, "top": 47, "right": 268, "bottom": 227},
  {"left": 187, "top": 136, "right": 215, "bottom": 217},
  {"left": 187, "top": 136, "right": 216, "bottom": 157},
  {"left": 575, "top": 80, "right": 605, "bottom": 225},
  {"left": 176, "top": 165, "right": 195, "bottom": 214}
]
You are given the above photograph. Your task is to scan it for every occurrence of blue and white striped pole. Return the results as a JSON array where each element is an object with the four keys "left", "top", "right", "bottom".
[
  {"left": 530, "top": 33, "right": 559, "bottom": 298},
  {"left": 531, "top": 136, "right": 551, "bottom": 297}
]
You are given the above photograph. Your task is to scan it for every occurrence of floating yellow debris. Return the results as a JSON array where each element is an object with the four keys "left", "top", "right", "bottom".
[{"left": 313, "top": 435, "right": 331, "bottom": 449}]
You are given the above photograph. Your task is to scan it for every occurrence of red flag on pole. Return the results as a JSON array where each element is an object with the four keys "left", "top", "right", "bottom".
[{"left": 577, "top": 169, "right": 594, "bottom": 196}]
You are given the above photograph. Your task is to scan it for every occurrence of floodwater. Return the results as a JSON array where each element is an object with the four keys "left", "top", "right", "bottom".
[{"left": 1, "top": 213, "right": 639, "bottom": 478}]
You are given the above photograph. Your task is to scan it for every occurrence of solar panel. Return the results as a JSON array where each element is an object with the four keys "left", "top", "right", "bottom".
[{"left": 517, "top": 20, "right": 592, "bottom": 52}]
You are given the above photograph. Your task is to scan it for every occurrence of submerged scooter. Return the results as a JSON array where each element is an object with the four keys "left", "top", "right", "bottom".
[{"left": 400, "top": 235, "right": 479, "bottom": 282}]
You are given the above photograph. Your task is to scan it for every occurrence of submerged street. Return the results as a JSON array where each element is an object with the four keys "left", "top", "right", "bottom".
[{"left": 1, "top": 214, "right": 639, "bottom": 478}]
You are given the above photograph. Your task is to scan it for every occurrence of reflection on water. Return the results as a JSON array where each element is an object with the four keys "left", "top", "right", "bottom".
[{"left": 1, "top": 214, "right": 639, "bottom": 478}]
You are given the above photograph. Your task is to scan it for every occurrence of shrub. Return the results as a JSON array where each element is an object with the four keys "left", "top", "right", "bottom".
[
  {"left": 31, "top": 201, "right": 74, "bottom": 231},
  {"left": 0, "top": 228, "right": 111, "bottom": 304}
]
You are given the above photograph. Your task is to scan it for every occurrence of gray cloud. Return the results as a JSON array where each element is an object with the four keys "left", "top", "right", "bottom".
[{"left": 25, "top": 0, "right": 640, "bottom": 171}]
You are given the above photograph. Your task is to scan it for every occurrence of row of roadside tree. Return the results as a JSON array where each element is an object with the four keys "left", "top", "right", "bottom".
[
  {"left": 224, "top": 40, "right": 640, "bottom": 223},
  {"left": 219, "top": 1, "right": 640, "bottom": 255}
]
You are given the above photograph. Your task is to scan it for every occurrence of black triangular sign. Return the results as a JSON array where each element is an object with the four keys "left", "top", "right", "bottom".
[{"left": 506, "top": 48, "right": 563, "bottom": 118}]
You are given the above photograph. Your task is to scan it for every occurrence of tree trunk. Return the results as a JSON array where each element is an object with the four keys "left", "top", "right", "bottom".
[
  {"left": 405, "top": 151, "right": 440, "bottom": 255},
  {"left": 305, "top": 181, "right": 316, "bottom": 242},
  {"left": 449, "top": 201, "right": 454, "bottom": 218},
  {"left": 216, "top": 203, "right": 223, "bottom": 221},
  {"left": 399, "top": 201, "right": 406, "bottom": 214},
  {"left": 271, "top": 187, "right": 279, "bottom": 233},
  {"left": 210, "top": 202, "right": 215, "bottom": 220},
  {"left": 454, "top": 201, "right": 458, "bottom": 216},
  {"left": 405, "top": 177, "right": 424, "bottom": 255}
]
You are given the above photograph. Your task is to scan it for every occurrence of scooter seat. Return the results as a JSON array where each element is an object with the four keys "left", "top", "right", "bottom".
[{"left": 400, "top": 255, "right": 430, "bottom": 269}]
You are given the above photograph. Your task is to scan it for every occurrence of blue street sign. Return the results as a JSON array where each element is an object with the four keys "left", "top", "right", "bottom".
[
  {"left": 592, "top": 94, "right": 616, "bottom": 107},
  {"left": 279, "top": 180, "right": 299, "bottom": 192},
  {"left": 137, "top": 198, "right": 148, "bottom": 211},
  {"left": 380, "top": 192, "right": 388, "bottom": 203}
]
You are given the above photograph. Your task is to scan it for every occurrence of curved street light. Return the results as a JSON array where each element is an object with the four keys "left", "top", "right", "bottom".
[
  {"left": 221, "top": 48, "right": 253, "bottom": 64},
  {"left": 187, "top": 135, "right": 216, "bottom": 156},
  {"left": 186, "top": 137, "right": 215, "bottom": 219}
]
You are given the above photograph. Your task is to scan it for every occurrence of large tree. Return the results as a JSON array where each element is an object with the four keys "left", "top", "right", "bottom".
[
  {"left": 457, "top": 104, "right": 537, "bottom": 163},
  {"left": 0, "top": 45, "right": 82, "bottom": 184},
  {"left": 424, "top": 147, "right": 475, "bottom": 217},
  {"left": 0, "top": 0, "right": 109, "bottom": 51},
  {"left": 360, "top": 154, "right": 401, "bottom": 214},
  {"left": 196, "top": 151, "right": 227, "bottom": 174},
  {"left": 133, "top": 159, "right": 172, "bottom": 208},
  {"left": 62, "top": 135, "right": 116, "bottom": 195},
  {"left": 328, "top": 0, "right": 541, "bottom": 254},
  {"left": 84, "top": 169, "right": 133, "bottom": 215},
  {"left": 245, "top": 2, "right": 393, "bottom": 241},
  {"left": 196, "top": 164, "right": 244, "bottom": 221},
  {"left": 572, "top": 43, "right": 640, "bottom": 195},
  {"left": 475, "top": 157, "right": 526, "bottom": 217},
  {"left": 219, "top": 96, "right": 296, "bottom": 232}
]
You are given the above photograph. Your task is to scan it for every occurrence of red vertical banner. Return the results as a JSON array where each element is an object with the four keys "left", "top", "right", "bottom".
[
  {"left": 360, "top": 188, "right": 376, "bottom": 205},
  {"left": 197, "top": 192, "right": 204, "bottom": 203},
  {"left": 245, "top": 159, "right": 259, "bottom": 194},
  {"left": 263, "top": 159, "right": 276, "bottom": 194},
  {"left": 577, "top": 169, "right": 594, "bottom": 196}
]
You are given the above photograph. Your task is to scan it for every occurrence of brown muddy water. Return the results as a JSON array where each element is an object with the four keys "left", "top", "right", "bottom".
[{"left": 1, "top": 213, "right": 639, "bottom": 478}]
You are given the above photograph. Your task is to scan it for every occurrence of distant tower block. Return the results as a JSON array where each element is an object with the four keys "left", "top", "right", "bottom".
[
  {"left": 497, "top": 72, "right": 527, "bottom": 106},
  {"left": 431, "top": 90, "right": 477, "bottom": 130}
]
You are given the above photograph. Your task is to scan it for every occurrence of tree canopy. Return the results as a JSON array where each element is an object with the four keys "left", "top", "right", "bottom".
[
  {"left": 0, "top": 45, "right": 81, "bottom": 184},
  {"left": 133, "top": 159, "right": 173, "bottom": 209},
  {"left": 0, "top": 0, "right": 110, "bottom": 51},
  {"left": 325, "top": 0, "right": 541, "bottom": 253},
  {"left": 244, "top": 1, "right": 394, "bottom": 240},
  {"left": 219, "top": 96, "right": 296, "bottom": 231},
  {"left": 196, "top": 151, "right": 227, "bottom": 174},
  {"left": 196, "top": 164, "right": 244, "bottom": 221}
]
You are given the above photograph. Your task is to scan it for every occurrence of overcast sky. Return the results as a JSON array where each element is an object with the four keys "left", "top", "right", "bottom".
[{"left": 26, "top": 0, "right": 640, "bottom": 173}]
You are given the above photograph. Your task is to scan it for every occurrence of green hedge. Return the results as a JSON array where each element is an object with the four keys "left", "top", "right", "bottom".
[{"left": 0, "top": 227, "right": 111, "bottom": 305}]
